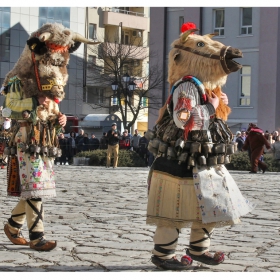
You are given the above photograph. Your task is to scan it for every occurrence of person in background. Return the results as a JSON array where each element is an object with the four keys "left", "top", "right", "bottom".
[
  {"left": 242, "top": 123, "right": 271, "bottom": 173},
  {"left": 272, "top": 130, "right": 279, "bottom": 142},
  {"left": 89, "top": 134, "right": 100, "bottom": 150},
  {"left": 138, "top": 132, "right": 149, "bottom": 166},
  {"left": 67, "top": 131, "right": 76, "bottom": 165},
  {"left": 75, "top": 129, "right": 84, "bottom": 153},
  {"left": 235, "top": 131, "right": 245, "bottom": 152},
  {"left": 120, "top": 130, "right": 131, "bottom": 150},
  {"left": 99, "top": 132, "right": 108, "bottom": 150},
  {"left": 78, "top": 133, "right": 90, "bottom": 152},
  {"left": 131, "top": 129, "right": 141, "bottom": 153},
  {"left": 58, "top": 133, "right": 68, "bottom": 165},
  {"left": 106, "top": 123, "right": 121, "bottom": 168}
]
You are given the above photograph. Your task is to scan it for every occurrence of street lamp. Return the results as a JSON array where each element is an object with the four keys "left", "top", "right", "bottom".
[{"left": 111, "top": 73, "right": 136, "bottom": 132}]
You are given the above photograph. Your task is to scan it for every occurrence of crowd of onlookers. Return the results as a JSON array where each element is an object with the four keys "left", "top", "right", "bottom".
[{"left": 56, "top": 127, "right": 155, "bottom": 167}]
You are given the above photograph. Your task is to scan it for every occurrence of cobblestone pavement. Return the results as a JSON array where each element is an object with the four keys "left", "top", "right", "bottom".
[{"left": 0, "top": 165, "right": 280, "bottom": 272}]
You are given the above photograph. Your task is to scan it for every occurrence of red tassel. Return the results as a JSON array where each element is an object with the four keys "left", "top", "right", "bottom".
[
  {"left": 175, "top": 97, "right": 192, "bottom": 111},
  {"left": 183, "top": 115, "right": 195, "bottom": 140}
]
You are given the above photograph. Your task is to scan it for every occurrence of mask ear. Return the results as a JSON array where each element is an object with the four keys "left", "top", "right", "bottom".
[
  {"left": 26, "top": 37, "right": 48, "bottom": 55},
  {"left": 173, "top": 51, "right": 180, "bottom": 61}
]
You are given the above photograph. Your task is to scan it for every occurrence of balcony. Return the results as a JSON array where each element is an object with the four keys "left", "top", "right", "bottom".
[
  {"left": 103, "top": 8, "right": 148, "bottom": 30},
  {"left": 102, "top": 42, "right": 148, "bottom": 60}
]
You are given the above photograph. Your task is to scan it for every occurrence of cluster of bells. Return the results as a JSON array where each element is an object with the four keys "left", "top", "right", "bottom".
[
  {"left": 3, "top": 143, "right": 62, "bottom": 158},
  {"left": 145, "top": 129, "right": 237, "bottom": 168}
]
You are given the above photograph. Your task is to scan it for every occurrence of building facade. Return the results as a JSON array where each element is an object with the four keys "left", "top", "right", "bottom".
[
  {"left": 0, "top": 7, "right": 151, "bottom": 138},
  {"left": 82, "top": 7, "right": 150, "bottom": 136},
  {"left": 148, "top": 7, "right": 280, "bottom": 134},
  {"left": 0, "top": 7, "right": 86, "bottom": 117}
]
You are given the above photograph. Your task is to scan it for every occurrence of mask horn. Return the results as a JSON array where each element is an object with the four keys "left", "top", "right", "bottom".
[
  {"left": 180, "top": 28, "right": 199, "bottom": 42},
  {"left": 73, "top": 32, "right": 100, "bottom": 44},
  {"left": 39, "top": 32, "right": 52, "bottom": 42},
  {"left": 205, "top": 32, "right": 219, "bottom": 38}
]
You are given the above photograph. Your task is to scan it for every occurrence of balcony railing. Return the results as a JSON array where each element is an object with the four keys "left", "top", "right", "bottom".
[{"left": 104, "top": 7, "right": 146, "bottom": 18}]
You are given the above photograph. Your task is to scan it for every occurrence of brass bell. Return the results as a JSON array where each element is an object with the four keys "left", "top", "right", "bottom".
[
  {"left": 190, "top": 142, "right": 201, "bottom": 153},
  {"left": 187, "top": 155, "right": 195, "bottom": 167},
  {"left": 217, "top": 154, "right": 225, "bottom": 164},
  {"left": 175, "top": 138, "right": 185, "bottom": 156},
  {"left": 207, "top": 156, "right": 218, "bottom": 166},
  {"left": 178, "top": 152, "right": 188, "bottom": 165},
  {"left": 198, "top": 155, "right": 207, "bottom": 166},
  {"left": 145, "top": 129, "right": 155, "bottom": 141},
  {"left": 167, "top": 147, "right": 176, "bottom": 160},
  {"left": 158, "top": 142, "right": 169, "bottom": 157}
]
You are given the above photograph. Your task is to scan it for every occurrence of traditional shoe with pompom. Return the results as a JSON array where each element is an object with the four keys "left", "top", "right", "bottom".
[
  {"left": 186, "top": 249, "right": 225, "bottom": 265},
  {"left": 151, "top": 255, "right": 193, "bottom": 270},
  {"left": 4, "top": 223, "right": 29, "bottom": 246},
  {"left": 30, "top": 237, "right": 57, "bottom": 251}
]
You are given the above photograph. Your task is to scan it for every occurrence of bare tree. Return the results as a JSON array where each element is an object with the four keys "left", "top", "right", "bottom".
[{"left": 84, "top": 32, "right": 164, "bottom": 132}]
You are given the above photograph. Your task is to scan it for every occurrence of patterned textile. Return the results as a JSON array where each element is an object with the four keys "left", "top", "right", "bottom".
[
  {"left": 3, "top": 77, "right": 37, "bottom": 120},
  {"left": 146, "top": 170, "right": 201, "bottom": 229},
  {"left": 14, "top": 127, "right": 56, "bottom": 199},
  {"left": 170, "top": 79, "right": 215, "bottom": 140},
  {"left": 192, "top": 165, "right": 255, "bottom": 224}
]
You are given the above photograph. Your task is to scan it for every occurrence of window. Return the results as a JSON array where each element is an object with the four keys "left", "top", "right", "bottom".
[
  {"left": 89, "top": 23, "right": 97, "bottom": 40},
  {"left": 240, "top": 8, "right": 252, "bottom": 35},
  {"left": 0, "top": 7, "right": 10, "bottom": 62},
  {"left": 213, "top": 9, "right": 224, "bottom": 36},
  {"left": 147, "top": 32, "right": 150, "bottom": 46},
  {"left": 239, "top": 66, "right": 251, "bottom": 106},
  {"left": 120, "top": 64, "right": 129, "bottom": 76},
  {"left": 84, "top": 87, "right": 104, "bottom": 104},
  {"left": 121, "top": 31, "right": 130, "bottom": 45},
  {"left": 179, "top": 16, "right": 184, "bottom": 34},
  {"left": 39, "top": 7, "right": 70, "bottom": 28}
]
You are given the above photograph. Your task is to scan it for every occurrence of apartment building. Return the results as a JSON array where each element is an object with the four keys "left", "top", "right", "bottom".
[
  {"left": 148, "top": 7, "right": 280, "bottom": 134},
  {"left": 0, "top": 6, "right": 151, "bottom": 137},
  {"left": 82, "top": 7, "right": 150, "bottom": 136},
  {"left": 0, "top": 7, "right": 86, "bottom": 117}
]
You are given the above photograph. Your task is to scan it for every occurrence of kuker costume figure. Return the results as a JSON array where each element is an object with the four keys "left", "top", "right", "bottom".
[
  {"left": 146, "top": 22, "right": 254, "bottom": 270},
  {"left": 1, "top": 23, "right": 99, "bottom": 251}
]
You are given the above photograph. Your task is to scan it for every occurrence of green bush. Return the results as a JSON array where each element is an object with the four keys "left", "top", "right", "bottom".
[
  {"left": 75, "top": 149, "right": 146, "bottom": 167},
  {"left": 226, "top": 151, "right": 280, "bottom": 172}
]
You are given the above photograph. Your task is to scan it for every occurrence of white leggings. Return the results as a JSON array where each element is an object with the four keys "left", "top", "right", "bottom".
[{"left": 152, "top": 221, "right": 216, "bottom": 259}]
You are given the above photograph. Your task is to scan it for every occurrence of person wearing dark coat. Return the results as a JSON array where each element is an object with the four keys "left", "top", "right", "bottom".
[
  {"left": 138, "top": 132, "right": 149, "bottom": 166},
  {"left": 67, "top": 131, "right": 76, "bottom": 164},
  {"left": 89, "top": 134, "right": 100, "bottom": 150},
  {"left": 106, "top": 123, "right": 121, "bottom": 168},
  {"left": 77, "top": 133, "right": 90, "bottom": 152},
  {"left": 58, "top": 133, "right": 69, "bottom": 165},
  {"left": 99, "top": 132, "right": 108, "bottom": 150},
  {"left": 242, "top": 124, "right": 271, "bottom": 173}
]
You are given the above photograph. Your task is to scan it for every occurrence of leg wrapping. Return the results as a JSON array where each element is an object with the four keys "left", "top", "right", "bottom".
[
  {"left": 189, "top": 221, "right": 215, "bottom": 256},
  {"left": 26, "top": 198, "right": 44, "bottom": 241},
  {"left": 152, "top": 226, "right": 179, "bottom": 260}
]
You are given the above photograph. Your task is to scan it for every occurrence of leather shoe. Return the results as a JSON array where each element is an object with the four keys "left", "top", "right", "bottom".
[
  {"left": 4, "top": 223, "right": 29, "bottom": 246},
  {"left": 30, "top": 237, "right": 57, "bottom": 251},
  {"left": 262, "top": 167, "right": 267, "bottom": 173},
  {"left": 151, "top": 255, "right": 193, "bottom": 270}
]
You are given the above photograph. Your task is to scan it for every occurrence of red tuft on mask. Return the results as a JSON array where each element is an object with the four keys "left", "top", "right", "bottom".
[{"left": 181, "top": 22, "right": 197, "bottom": 34}]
